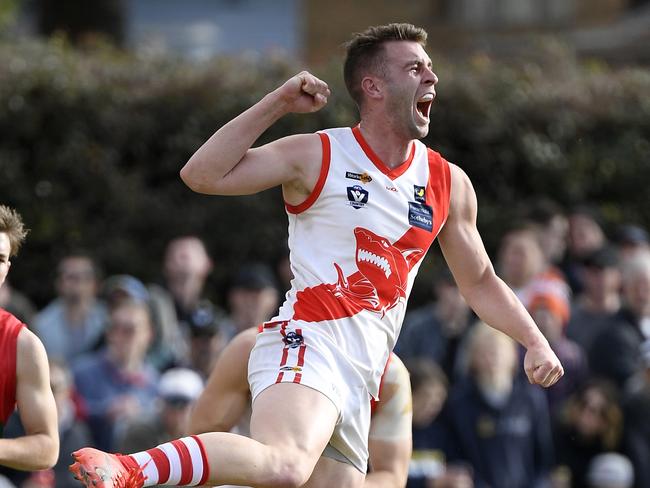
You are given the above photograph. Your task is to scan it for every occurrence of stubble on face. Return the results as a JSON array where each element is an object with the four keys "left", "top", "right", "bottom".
[{"left": 380, "top": 42, "right": 433, "bottom": 140}]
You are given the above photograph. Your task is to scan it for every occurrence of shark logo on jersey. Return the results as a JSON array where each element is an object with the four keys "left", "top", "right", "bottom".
[
  {"left": 293, "top": 227, "right": 430, "bottom": 321},
  {"left": 347, "top": 185, "right": 369, "bottom": 209}
]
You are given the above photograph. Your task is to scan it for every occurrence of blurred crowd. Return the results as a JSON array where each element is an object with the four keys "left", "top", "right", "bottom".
[{"left": 0, "top": 201, "right": 649, "bottom": 488}]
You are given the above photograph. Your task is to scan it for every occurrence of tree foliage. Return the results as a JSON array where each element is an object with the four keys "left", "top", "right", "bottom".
[{"left": 1, "top": 38, "right": 649, "bottom": 305}]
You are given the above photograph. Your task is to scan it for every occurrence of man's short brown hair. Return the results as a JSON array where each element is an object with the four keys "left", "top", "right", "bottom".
[
  {"left": 343, "top": 23, "right": 428, "bottom": 109},
  {"left": 0, "top": 205, "right": 28, "bottom": 257}
]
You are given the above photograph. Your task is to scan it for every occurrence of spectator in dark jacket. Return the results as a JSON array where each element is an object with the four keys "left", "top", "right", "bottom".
[
  {"left": 528, "top": 288, "right": 588, "bottom": 415},
  {"left": 72, "top": 299, "right": 159, "bottom": 451},
  {"left": 445, "top": 321, "right": 554, "bottom": 488},
  {"left": 405, "top": 358, "right": 473, "bottom": 488},
  {"left": 589, "top": 252, "right": 650, "bottom": 388},
  {"left": 395, "top": 268, "right": 473, "bottom": 380},
  {"left": 566, "top": 247, "right": 622, "bottom": 353},
  {"left": 553, "top": 380, "right": 631, "bottom": 488}
]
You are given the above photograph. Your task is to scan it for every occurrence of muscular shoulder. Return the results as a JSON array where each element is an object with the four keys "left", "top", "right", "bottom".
[
  {"left": 17, "top": 327, "right": 45, "bottom": 357},
  {"left": 212, "top": 326, "right": 258, "bottom": 388},
  {"left": 230, "top": 327, "right": 259, "bottom": 355},
  {"left": 447, "top": 163, "right": 476, "bottom": 219},
  {"left": 16, "top": 328, "right": 49, "bottom": 381},
  {"left": 259, "top": 133, "right": 322, "bottom": 171},
  {"left": 266, "top": 132, "right": 323, "bottom": 201}
]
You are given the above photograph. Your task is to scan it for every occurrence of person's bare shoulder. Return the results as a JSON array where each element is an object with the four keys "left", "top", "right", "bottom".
[
  {"left": 208, "top": 326, "right": 259, "bottom": 388},
  {"left": 447, "top": 162, "right": 476, "bottom": 221},
  {"left": 230, "top": 327, "right": 259, "bottom": 356},
  {"left": 16, "top": 327, "right": 49, "bottom": 379}
]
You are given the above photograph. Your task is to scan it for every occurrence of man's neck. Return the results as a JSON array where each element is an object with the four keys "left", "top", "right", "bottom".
[{"left": 357, "top": 119, "right": 413, "bottom": 170}]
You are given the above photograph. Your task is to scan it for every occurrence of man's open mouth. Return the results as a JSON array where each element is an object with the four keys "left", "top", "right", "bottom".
[{"left": 416, "top": 93, "right": 434, "bottom": 120}]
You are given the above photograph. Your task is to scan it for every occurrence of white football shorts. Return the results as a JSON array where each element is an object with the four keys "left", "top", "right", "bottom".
[{"left": 248, "top": 320, "right": 371, "bottom": 473}]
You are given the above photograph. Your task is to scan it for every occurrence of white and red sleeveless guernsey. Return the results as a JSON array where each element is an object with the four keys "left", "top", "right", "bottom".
[{"left": 265, "top": 126, "right": 451, "bottom": 398}]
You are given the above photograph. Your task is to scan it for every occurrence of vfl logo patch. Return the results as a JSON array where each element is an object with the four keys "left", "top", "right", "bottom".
[
  {"left": 408, "top": 202, "right": 433, "bottom": 232},
  {"left": 346, "top": 171, "right": 373, "bottom": 184},
  {"left": 414, "top": 185, "right": 426, "bottom": 203},
  {"left": 283, "top": 331, "right": 304, "bottom": 349},
  {"left": 347, "top": 185, "right": 369, "bottom": 209}
]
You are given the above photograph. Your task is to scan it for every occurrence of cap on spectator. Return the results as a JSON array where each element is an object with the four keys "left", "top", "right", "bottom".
[
  {"left": 529, "top": 290, "right": 570, "bottom": 326},
  {"left": 582, "top": 247, "right": 619, "bottom": 269},
  {"left": 103, "top": 274, "right": 150, "bottom": 303},
  {"left": 187, "top": 302, "right": 222, "bottom": 337},
  {"left": 158, "top": 368, "right": 204, "bottom": 403},
  {"left": 615, "top": 224, "right": 649, "bottom": 246},
  {"left": 587, "top": 452, "right": 634, "bottom": 488},
  {"left": 231, "top": 263, "right": 277, "bottom": 290}
]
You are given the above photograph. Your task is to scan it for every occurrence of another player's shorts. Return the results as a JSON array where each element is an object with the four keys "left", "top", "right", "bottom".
[{"left": 248, "top": 321, "right": 371, "bottom": 473}]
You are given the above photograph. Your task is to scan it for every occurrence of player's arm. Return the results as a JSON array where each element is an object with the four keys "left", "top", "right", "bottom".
[
  {"left": 365, "top": 356, "right": 412, "bottom": 488},
  {"left": 0, "top": 328, "right": 59, "bottom": 470},
  {"left": 187, "top": 327, "right": 258, "bottom": 435},
  {"left": 180, "top": 71, "right": 329, "bottom": 202},
  {"left": 437, "top": 164, "right": 563, "bottom": 388},
  {"left": 365, "top": 439, "right": 412, "bottom": 488}
]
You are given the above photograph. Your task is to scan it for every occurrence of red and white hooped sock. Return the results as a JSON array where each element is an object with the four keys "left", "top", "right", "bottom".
[{"left": 124, "top": 436, "right": 210, "bottom": 487}]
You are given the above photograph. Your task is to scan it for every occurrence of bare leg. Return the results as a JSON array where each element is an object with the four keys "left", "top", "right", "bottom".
[
  {"left": 71, "top": 383, "right": 340, "bottom": 488},
  {"left": 199, "top": 382, "right": 340, "bottom": 487}
]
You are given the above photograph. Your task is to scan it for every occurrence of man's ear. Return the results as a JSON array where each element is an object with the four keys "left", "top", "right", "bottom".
[{"left": 361, "top": 75, "right": 384, "bottom": 101}]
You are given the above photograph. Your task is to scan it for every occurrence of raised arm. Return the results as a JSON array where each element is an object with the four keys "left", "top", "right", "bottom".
[
  {"left": 0, "top": 328, "right": 59, "bottom": 470},
  {"left": 187, "top": 328, "right": 258, "bottom": 435},
  {"left": 437, "top": 164, "right": 563, "bottom": 387},
  {"left": 179, "top": 71, "right": 329, "bottom": 203}
]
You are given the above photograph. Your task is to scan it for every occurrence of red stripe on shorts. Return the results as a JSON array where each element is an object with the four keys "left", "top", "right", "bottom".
[
  {"left": 278, "top": 345, "right": 289, "bottom": 368},
  {"left": 171, "top": 439, "right": 193, "bottom": 485},
  {"left": 276, "top": 323, "right": 289, "bottom": 383},
  {"left": 296, "top": 329, "right": 306, "bottom": 367},
  {"left": 294, "top": 328, "right": 306, "bottom": 384}
]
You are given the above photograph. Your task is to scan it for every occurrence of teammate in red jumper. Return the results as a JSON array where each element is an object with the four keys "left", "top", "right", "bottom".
[
  {"left": 70, "top": 23, "right": 562, "bottom": 488},
  {"left": 0, "top": 205, "right": 59, "bottom": 470}
]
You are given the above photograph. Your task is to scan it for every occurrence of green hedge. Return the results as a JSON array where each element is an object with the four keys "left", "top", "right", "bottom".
[{"left": 1, "top": 38, "right": 649, "bottom": 306}]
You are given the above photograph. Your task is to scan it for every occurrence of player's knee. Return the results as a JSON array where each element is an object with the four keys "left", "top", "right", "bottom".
[{"left": 266, "top": 456, "right": 313, "bottom": 488}]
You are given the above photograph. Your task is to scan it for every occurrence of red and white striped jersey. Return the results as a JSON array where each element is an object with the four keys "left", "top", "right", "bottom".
[{"left": 271, "top": 126, "right": 451, "bottom": 396}]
